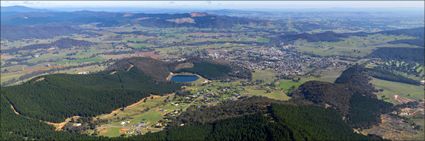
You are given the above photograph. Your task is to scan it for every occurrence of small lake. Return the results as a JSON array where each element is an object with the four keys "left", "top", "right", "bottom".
[{"left": 171, "top": 75, "right": 199, "bottom": 83}]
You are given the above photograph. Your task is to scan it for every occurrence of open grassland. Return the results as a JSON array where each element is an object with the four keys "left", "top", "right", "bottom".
[
  {"left": 185, "top": 77, "right": 291, "bottom": 102},
  {"left": 371, "top": 78, "right": 424, "bottom": 104},
  {"left": 126, "top": 38, "right": 149, "bottom": 43},
  {"left": 100, "top": 127, "right": 120, "bottom": 137},
  {"left": 244, "top": 86, "right": 290, "bottom": 101},
  {"left": 129, "top": 44, "right": 149, "bottom": 49},
  {"left": 279, "top": 77, "right": 318, "bottom": 93},
  {"left": 295, "top": 34, "right": 415, "bottom": 57},
  {"left": 278, "top": 68, "right": 343, "bottom": 93},
  {"left": 57, "top": 56, "right": 104, "bottom": 65},
  {"left": 252, "top": 69, "right": 276, "bottom": 83},
  {"left": 246, "top": 70, "right": 290, "bottom": 100},
  {"left": 317, "top": 68, "right": 345, "bottom": 82},
  {"left": 249, "top": 68, "right": 343, "bottom": 99},
  {"left": 1, "top": 63, "right": 107, "bottom": 86},
  {"left": 0, "top": 73, "right": 25, "bottom": 84},
  {"left": 93, "top": 94, "right": 191, "bottom": 137}
]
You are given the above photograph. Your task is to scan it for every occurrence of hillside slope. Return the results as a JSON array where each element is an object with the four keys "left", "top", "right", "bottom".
[
  {"left": 2, "top": 58, "right": 181, "bottom": 122},
  {"left": 292, "top": 65, "right": 393, "bottom": 128},
  {"left": 0, "top": 94, "right": 104, "bottom": 140},
  {"left": 1, "top": 95, "right": 375, "bottom": 140},
  {"left": 112, "top": 103, "right": 373, "bottom": 141}
]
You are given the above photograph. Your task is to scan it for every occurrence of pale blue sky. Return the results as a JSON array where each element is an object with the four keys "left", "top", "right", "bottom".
[{"left": 1, "top": 1, "right": 424, "bottom": 10}]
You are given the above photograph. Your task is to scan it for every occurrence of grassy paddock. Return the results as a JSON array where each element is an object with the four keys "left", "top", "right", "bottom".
[
  {"left": 252, "top": 69, "right": 276, "bottom": 83},
  {"left": 295, "top": 34, "right": 415, "bottom": 57},
  {"left": 371, "top": 78, "right": 424, "bottom": 104}
]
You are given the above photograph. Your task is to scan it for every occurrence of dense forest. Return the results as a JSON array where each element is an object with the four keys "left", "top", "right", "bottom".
[
  {"left": 110, "top": 57, "right": 251, "bottom": 81},
  {"left": 369, "top": 47, "right": 425, "bottom": 65},
  {"left": 366, "top": 67, "right": 420, "bottom": 85},
  {"left": 110, "top": 104, "right": 373, "bottom": 141},
  {"left": 2, "top": 93, "right": 378, "bottom": 141},
  {"left": 1, "top": 57, "right": 252, "bottom": 123},
  {"left": 292, "top": 65, "right": 393, "bottom": 128},
  {"left": 170, "top": 97, "right": 280, "bottom": 126},
  {"left": 175, "top": 61, "right": 234, "bottom": 80},
  {"left": 2, "top": 65, "right": 181, "bottom": 122},
  {"left": 108, "top": 57, "right": 172, "bottom": 81},
  {"left": 0, "top": 94, "right": 104, "bottom": 140}
]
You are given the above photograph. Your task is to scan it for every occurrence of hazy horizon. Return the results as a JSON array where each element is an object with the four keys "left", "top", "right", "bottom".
[{"left": 2, "top": 1, "right": 424, "bottom": 12}]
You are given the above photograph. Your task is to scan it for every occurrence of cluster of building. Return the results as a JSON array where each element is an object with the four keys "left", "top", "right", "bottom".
[{"left": 206, "top": 47, "right": 349, "bottom": 77}]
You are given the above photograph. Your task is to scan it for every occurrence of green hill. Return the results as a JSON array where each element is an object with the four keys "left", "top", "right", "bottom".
[
  {"left": 108, "top": 57, "right": 172, "bottom": 81},
  {"left": 0, "top": 94, "right": 105, "bottom": 140},
  {"left": 1, "top": 57, "right": 251, "bottom": 122},
  {"left": 1, "top": 93, "right": 377, "bottom": 141},
  {"left": 2, "top": 58, "right": 181, "bottom": 122},
  {"left": 292, "top": 65, "right": 393, "bottom": 128},
  {"left": 1, "top": 59, "right": 385, "bottom": 140},
  {"left": 174, "top": 59, "right": 251, "bottom": 80},
  {"left": 112, "top": 103, "right": 372, "bottom": 141}
]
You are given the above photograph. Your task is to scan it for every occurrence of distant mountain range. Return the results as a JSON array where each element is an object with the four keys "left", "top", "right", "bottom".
[
  {"left": 1, "top": 6, "right": 258, "bottom": 28},
  {"left": 1, "top": 6, "right": 49, "bottom": 13},
  {"left": 0, "top": 7, "right": 260, "bottom": 41},
  {"left": 275, "top": 27, "right": 425, "bottom": 47},
  {"left": 2, "top": 5, "right": 424, "bottom": 13}
]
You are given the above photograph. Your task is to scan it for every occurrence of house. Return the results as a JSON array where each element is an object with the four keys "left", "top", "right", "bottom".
[
  {"left": 78, "top": 71, "right": 89, "bottom": 75},
  {"left": 73, "top": 123, "right": 82, "bottom": 127},
  {"left": 120, "top": 121, "right": 130, "bottom": 126}
]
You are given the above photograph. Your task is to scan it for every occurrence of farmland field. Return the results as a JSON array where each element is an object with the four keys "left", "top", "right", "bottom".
[
  {"left": 92, "top": 94, "right": 192, "bottom": 137},
  {"left": 372, "top": 78, "right": 424, "bottom": 104},
  {"left": 295, "top": 34, "right": 417, "bottom": 57},
  {"left": 252, "top": 69, "right": 277, "bottom": 83}
]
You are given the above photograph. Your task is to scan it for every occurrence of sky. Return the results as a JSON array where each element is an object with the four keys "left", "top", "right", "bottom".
[{"left": 1, "top": 1, "right": 424, "bottom": 10}]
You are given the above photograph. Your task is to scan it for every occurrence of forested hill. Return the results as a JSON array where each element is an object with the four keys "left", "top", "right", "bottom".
[
  {"left": 109, "top": 57, "right": 252, "bottom": 81},
  {"left": 1, "top": 59, "right": 181, "bottom": 122},
  {"left": 292, "top": 65, "right": 393, "bottom": 128},
  {"left": 1, "top": 95, "right": 376, "bottom": 140},
  {"left": 0, "top": 58, "right": 382, "bottom": 140},
  {"left": 1, "top": 8, "right": 260, "bottom": 40},
  {"left": 0, "top": 57, "right": 249, "bottom": 122},
  {"left": 112, "top": 103, "right": 374, "bottom": 141},
  {"left": 0, "top": 94, "right": 106, "bottom": 140},
  {"left": 369, "top": 47, "right": 424, "bottom": 65},
  {"left": 108, "top": 57, "right": 172, "bottom": 81},
  {"left": 173, "top": 59, "right": 252, "bottom": 80}
]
